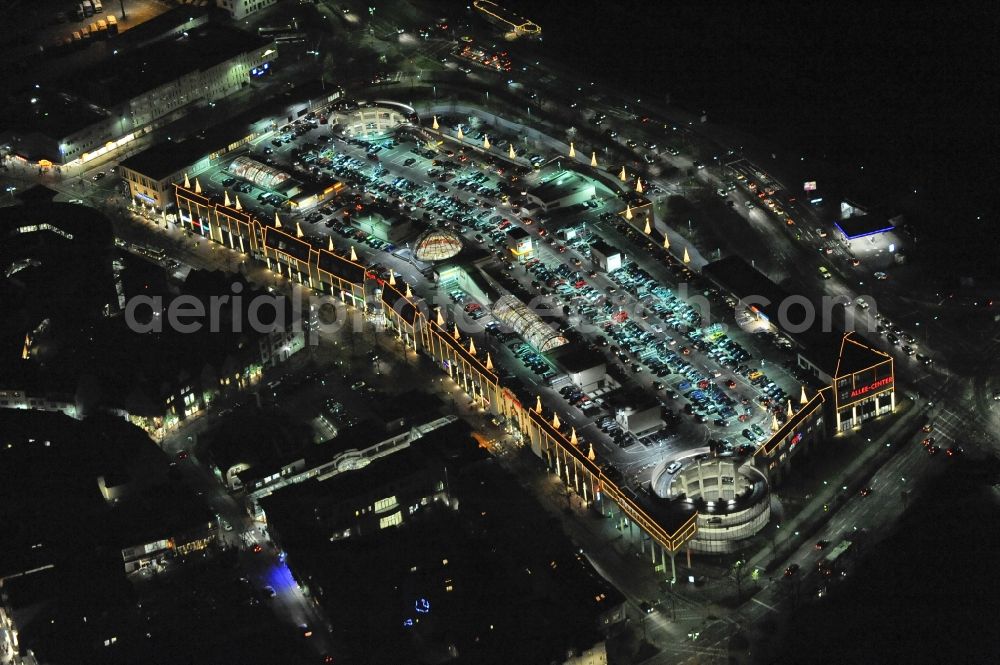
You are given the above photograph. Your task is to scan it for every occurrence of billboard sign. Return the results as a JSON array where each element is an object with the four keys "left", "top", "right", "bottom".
[
  {"left": 837, "top": 367, "right": 894, "bottom": 408},
  {"left": 850, "top": 375, "right": 893, "bottom": 399},
  {"left": 804, "top": 181, "right": 817, "bottom": 192}
]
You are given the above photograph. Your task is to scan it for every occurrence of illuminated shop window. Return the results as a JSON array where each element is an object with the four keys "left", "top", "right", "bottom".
[
  {"left": 379, "top": 511, "right": 402, "bottom": 529},
  {"left": 374, "top": 496, "right": 398, "bottom": 513}
]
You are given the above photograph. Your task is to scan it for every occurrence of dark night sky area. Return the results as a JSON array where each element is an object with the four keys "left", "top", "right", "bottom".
[{"left": 498, "top": 0, "right": 1000, "bottom": 276}]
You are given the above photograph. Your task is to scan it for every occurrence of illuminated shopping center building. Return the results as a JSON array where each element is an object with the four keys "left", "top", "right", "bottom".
[{"left": 704, "top": 256, "right": 894, "bottom": 425}]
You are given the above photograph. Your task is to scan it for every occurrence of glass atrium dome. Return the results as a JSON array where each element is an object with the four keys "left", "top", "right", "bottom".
[{"left": 414, "top": 229, "right": 463, "bottom": 262}]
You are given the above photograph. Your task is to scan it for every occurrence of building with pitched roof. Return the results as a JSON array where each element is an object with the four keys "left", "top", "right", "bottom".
[{"left": 702, "top": 255, "right": 895, "bottom": 433}]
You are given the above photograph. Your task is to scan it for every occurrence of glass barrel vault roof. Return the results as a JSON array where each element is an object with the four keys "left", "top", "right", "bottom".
[{"left": 492, "top": 294, "right": 568, "bottom": 353}]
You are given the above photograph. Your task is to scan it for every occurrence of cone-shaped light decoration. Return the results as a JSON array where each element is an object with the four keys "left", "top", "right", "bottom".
[
  {"left": 787, "top": 400, "right": 794, "bottom": 419},
  {"left": 588, "top": 443, "right": 596, "bottom": 461},
  {"left": 771, "top": 412, "right": 780, "bottom": 432},
  {"left": 568, "top": 142, "right": 576, "bottom": 158},
  {"left": 432, "top": 115, "right": 439, "bottom": 130},
  {"left": 295, "top": 222, "right": 304, "bottom": 238},
  {"left": 570, "top": 428, "right": 578, "bottom": 446},
  {"left": 235, "top": 195, "right": 243, "bottom": 211},
  {"left": 483, "top": 135, "right": 491, "bottom": 150},
  {"left": 436, "top": 307, "right": 445, "bottom": 327},
  {"left": 404, "top": 282, "right": 413, "bottom": 299},
  {"left": 452, "top": 323, "right": 460, "bottom": 341},
  {"left": 591, "top": 151, "right": 598, "bottom": 167},
  {"left": 800, "top": 385, "right": 808, "bottom": 404},
  {"left": 21, "top": 334, "right": 30, "bottom": 360},
  {"left": 625, "top": 204, "right": 633, "bottom": 221},
  {"left": 508, "top": 144, "right": 516, "bottom": 159},
  {"left": 635, "top": 177, "right": 644, "bottom": 194},
  {"left": 194, "top": 178, "right": 202, "bottom": 194},
  {"left": 224, "top": 190, "right": 231, "bottom": 207},
  {"left": 619, "top": 166, "right": 627, "bottom": 182},
  {"left": 183, "top": 172, "right": 191, "bottom": 189},
  {"left": 328, "top": 237, "right": 335, "bottom": 252},
  {"left": 643, "top": 217, "right": 652, "bottom": 234},
  {"left": 349, "top": 245, "right": 358, "bottom": 262},
  {"left": 663, "top": 233, "right": 670, "bottom": 250},
  {"left": 274, "top": 212, "right": 282, "bottom": 229},
  {"left": 388, "top": 270, "right": 396, "bottom": 286},
  {"left": 485, "top": 352, "right": 494, "bottom": 371},
  {"left": 552, "top": 412, "right": 561, "bottom": 429},
  {"left": 683, "top": 246, "right": 691, "bottom": 264},
  {"left": 457, "top": 126, "right": 464, "bottom": 140},
  {"left": 535, "top": 395, "right": 542, "bottom": 413},
  {"left": 427, "top": 140, "right": 436, "bottom": 151},
  {"left": 469, "top": 338, "right": 477, "bottom": 355}
]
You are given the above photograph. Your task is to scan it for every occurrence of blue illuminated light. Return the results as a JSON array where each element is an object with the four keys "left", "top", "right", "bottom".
[
  {"left": 265, "top": 560, "right": 298, "bottom": 595},
  {"left": 834, "top": 221, "right": 894, "bottom": 240},
  {"left": 415, "top": 598, "right": 430, "bottom": 614}
]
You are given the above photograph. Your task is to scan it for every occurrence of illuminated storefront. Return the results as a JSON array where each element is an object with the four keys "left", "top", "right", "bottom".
[
  {"left": 379, "top": 281, "right": 700, "bottom": 576},
  {"left": 830, "top": 334, "right": 895, "bottom": 431},
  {"left": 753, "top": 388, "right": 828, "bottom": 486},
  {"left": 174, "top": 182, "right": 368, "bottom": 308},
  {"left": 702, "top": 257, "right": 897, "bottom": 434}
]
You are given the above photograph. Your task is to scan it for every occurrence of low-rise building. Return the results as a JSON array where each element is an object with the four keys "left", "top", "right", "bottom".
[
  {"left": 1, "top": 198, "right": 306, "bottom": 437},
  {"left": 800, "top": 332, "right": 894, "bottom": 431},
  {"left": 607, "top": 389, "right": 662, "bottom": 435},
  {"left": 209, "top": 393, "right": 452, "bottom": 495},
  {"left": 505, "top": 226, "right": 533, "bottom": 261},
  {"left": 590, "top": 239, "right": 623, "bottom": 272},
  {"left": 702, "top": 255, "right": 895, "bottom": 434},
  {"left": 119, "top": 141, "right": 214, "bottom": 211},
  {"left": 259, "top": 419, "right": 623, "bottom": 663},
  {"left": 526, "top": 170, "right": 597, "bottom": 212},
  {"left": 216, "top": 0, "right": 279, "bottom": 20},
  {"left": 550, "top": 345, "right": 607, "bottom": 392},
  {"left": 355, "top": 210, "right": 413, "bottom": 244},
  {"left": 752, "top": 388, "right": 828, "bottom": 486},
  {"left": 0, "top": 408, "right": 311, "bottom": 663}
]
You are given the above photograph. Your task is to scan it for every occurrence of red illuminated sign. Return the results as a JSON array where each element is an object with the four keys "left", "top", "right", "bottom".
[
  {"left": 502, "top": 387, "right": 522, "bottom": 412},
  {"left": 850, "top": 375, "right": 893, "bottom": 399}
]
